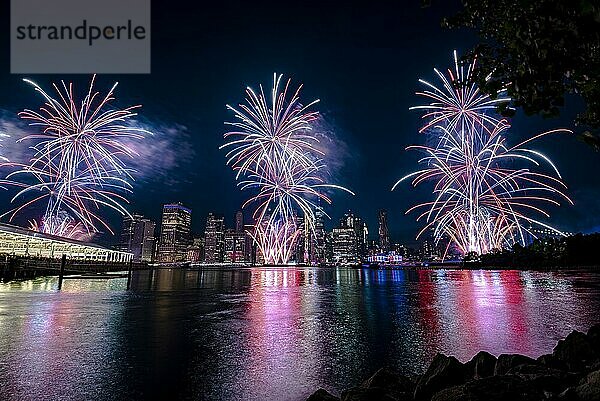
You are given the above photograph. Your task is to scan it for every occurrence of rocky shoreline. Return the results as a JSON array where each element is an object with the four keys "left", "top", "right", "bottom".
[{"left": 307, "top": 324, "right": 600, "bottom": 401}]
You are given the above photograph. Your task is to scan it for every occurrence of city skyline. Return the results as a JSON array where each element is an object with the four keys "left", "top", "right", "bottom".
[
  {"left": 0, "top": 2, "right": 598, "bottom": 247},
  {"left": 120, "top": 201, "right": 435, "bottom": 265}
]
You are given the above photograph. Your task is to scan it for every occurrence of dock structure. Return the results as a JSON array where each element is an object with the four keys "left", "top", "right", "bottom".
[
  {"left": 0, "top": 222, "right": 147, "bottom": 282},
  {"left": 0, "top": 222, "right": 132, "bottom": 263}
]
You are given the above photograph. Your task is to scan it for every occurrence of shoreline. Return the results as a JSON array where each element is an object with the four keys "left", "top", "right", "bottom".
[
  {"left": 4, "top": 263, "right": 600, "bottom": 282},
  {"left": 307, "top": 324, "right": 600, "bottom": 401}
]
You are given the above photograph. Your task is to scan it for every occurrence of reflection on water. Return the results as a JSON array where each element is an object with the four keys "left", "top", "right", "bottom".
[{"left": 0, "top": 267, "right": 599, "bottom": 401}]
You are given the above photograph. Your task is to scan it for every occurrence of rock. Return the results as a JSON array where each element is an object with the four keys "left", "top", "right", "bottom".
[
  {"left": 361, "top": 367, "right": 414, "bottom": 399},
  {"left": 433, "top": 375, "right": 544, "bottom": 401},
  {"left": 557, "top": 387, "right": 578, "bottom": 400},
  {"left": 588, "top": 324, "right": 600, "bottom": 355},
  {"left": 553, "top": 330, "right": 597, "bottom": 371},
  {"left": 307, "top": 389, "right": 340, "bottom": 401},
  {"left": 494, "top": 354, "right": 537, "bottom": 376},
  {"left": 414, "top": 353, "right": 467, "bottom": 401},
  {"left": 340, "top": 387, "right": 397, "bottom": 401},
  {"left": 431, "top": 385, "right": 467, "bottom": 401},
  {"left": 466, "top": 351, "right": 497, "bottom": 379},
  {"left": 537, "top": 353, "right": 566, "bottom": 370},
  {"left": 410, "top": 374, "right": 422, "bottom": 385},
  {"left": 507, "top": 363, "right": 579, "bottom": 393},
  {"left": 575, "top": 369, "right": 600, "bottom": 401}
]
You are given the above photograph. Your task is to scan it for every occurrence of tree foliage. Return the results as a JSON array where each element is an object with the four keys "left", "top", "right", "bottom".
[
  {"left": 441, "top": 0, "right": 600, "bottom": 146},
  {"left": 474, "top": 233, "right": 600, "bottom": 268}
]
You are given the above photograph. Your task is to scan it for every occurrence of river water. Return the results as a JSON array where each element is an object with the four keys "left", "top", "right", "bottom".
[{"left": 0, "top": 267, "right": 599, "bottom": 401}]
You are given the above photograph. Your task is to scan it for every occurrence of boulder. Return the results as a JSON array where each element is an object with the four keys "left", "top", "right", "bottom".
[
  {"left": 361, "top": 367, "right": 415, "bottom": 399},
  {"left": 431, "top": 385, "right": 467, "bottom": 401},
  {"left": 537, "top": 353, "right": 566, "bottom": 370},
  {"left": 494, "top": 354, "right": 537, "bottom": 376},
  {"left": 307, "top": 389, "right": 340, "bottom": 401},
  {"left": 465, "top": 351, "right": 497, "bottom": 379},
  {"left": 588, "top": 324, "right": 600, "bottom": 355},
  {"left": 553, "top": 330, "right": 597, "bottom": 371},
  {"left": 434, "top": 375, "right": 544, "bottom": 401},
  {"left": 507, "top": 363, "right": 579, "bottom": 393},
  {"left": 557, "top": 386, "right": 578, "bottom": 400},
  {"left": 574, "top": 369, "right": 600, "bottom": 401},
  {"left": 467, "top": 375, "right": 545, "bottom": 400},
  {"left": 340, "top": 387, "right": 397, "bottom": 401},
  {"left": 414, "top": 353, "right": 467, "bottom": 401}
]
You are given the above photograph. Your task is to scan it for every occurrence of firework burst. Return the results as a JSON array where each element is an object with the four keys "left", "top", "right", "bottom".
[
  {"left": 394, "top": 53, "right": 572, "bottom": 256},
  {"left": 409, "top": 50, "right": 511, "bottom": 136},
  {"left": 1, "top": 75, "right": 149, "bottom": 238},
  {"left": 222, "top": 73, "right": 352, "bottom": 264}
]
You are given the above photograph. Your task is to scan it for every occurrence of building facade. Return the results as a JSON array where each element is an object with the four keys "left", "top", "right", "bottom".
[
  {"left": 187, "top": 236, "right": 205, "bottom": 263},
  {"left": 378, "top": 209, "right": 390, "bottom": 252},
  {"left": 332, "top": 226, "right": 358, "bottom": 264},
  {"left": 332, "top": 211, "right": 368, "bottom": 264},
  {"left": 312, "top": 207, "right": 326, "bottom": 264},
  {"left": 235, "top": 210, "right": 244, "bottom": 233},
  {"left": 224, "top": 229, "right": 247, "bottom": 263},
  {"left": 120, "top": 214, "right": 156, "bottom": 262},
  {"left": 157, "top": 203, "right": 192, "bottom": 263},
  {"left": 204, "top": 213, "right": 225, "bottom": 263}
]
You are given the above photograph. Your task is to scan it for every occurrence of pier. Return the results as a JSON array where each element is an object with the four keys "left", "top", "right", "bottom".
[{"left": 0, "top": 254, "right": 148, "bottom": 283}]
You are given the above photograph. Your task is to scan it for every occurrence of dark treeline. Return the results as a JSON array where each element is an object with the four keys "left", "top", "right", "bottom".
[{"left": 465, "top": 233, "right": 600, "bottom": 268}]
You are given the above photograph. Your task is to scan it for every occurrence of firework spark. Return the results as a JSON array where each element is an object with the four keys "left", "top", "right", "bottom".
[
  {"left": 222, "top": 73, "right": 352, "bottom": 264},
  {"left": 1, "top": 75, "right": 149, "bottom": 238},
  {"left": 394, "top": 53, "right": 572, "bottom": 256},
  {"left": 409, "top": 50, "right": 511, "bottom": 135}
]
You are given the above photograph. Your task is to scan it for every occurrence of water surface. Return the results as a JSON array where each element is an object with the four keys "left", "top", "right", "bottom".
[{"left": 1, "top": 267, "right": 599, "bottom": 400}]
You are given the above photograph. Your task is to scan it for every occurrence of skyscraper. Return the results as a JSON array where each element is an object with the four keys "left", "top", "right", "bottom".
[
  {"left": 120, "top": 214, "right": 156, "bottom": 262},
  {"left": 294, "top": 212, "right": 307, "bottom": 263},
  {"left": 204, "top": 213, "right": 225, "bottom": 263},
  {"left": 244, "top": 223, "right": 256, "bottom": 264},
  {"left": 235, "top": 210, "right": 244, "bottom": 233},
  {"left": 157, "top": 203, "right": 192, "bottom": 263},
  {"left": 332, "top": 211, "right": 367, "bottom": 264},
  {"left": 187, "top": 236, "right": 205, "bottom": 263},
  {"left": 313, "top": 207, "right": 326, "bottom": 264},
  {"left": 343, "top": 211, "right": 368, "bottom": 257},
  {"left": 224, "top": 229, "right": 247, "bottom": 263},
  {"left": 378, "top": 209, "right": 390, "bottom": 252},
  {"left": 332, "top": 222, "right": 358, "bottom": 265}
]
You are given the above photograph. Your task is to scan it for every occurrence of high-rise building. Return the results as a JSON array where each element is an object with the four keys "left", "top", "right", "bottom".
[
  {"left": 244, "top": 223, "right": 256, "bottom": 264},
  {"left": 331, "top": 212, "right": 369, "bottom": 264},
  {"left": 324, "top": 231, "right": 334, "bottom": 264},
  {"left": 224, "top": 229, "right": 247, "bottom": 263},
  {"left": 332, "top": 211, "right": 367, "bottom": 264},
  {"left": 157, "top": 203, "right": 192, "bottom": 263},
  {"left": 313, "top": 207, "right": 326, "bottom": 264},
  {"left": 332, "top": 226, "right": 358, "bottom": 264},
  {"left": 235, "top": 211, "right": 244, "bottom": 233},
  {"left": 341, "top": 211, "right": 368, "bottom": 256},
  {"left": 359, "top": 220, "right": 369, "bottom": 256},
  {"left": 378, "top": 209, "right": 390, "bottom": 252},
  {"left": 294, "top": 213, "right": 307, "bottom": 263},
  {"left": 204, "top": 213, "right": 225, "bottom": 263},
  {"left": 120, "top": 214, "right": 156, "bottom": 262},
  {"left": 187, "top": 236, "right": 205, "bottom": 263}
]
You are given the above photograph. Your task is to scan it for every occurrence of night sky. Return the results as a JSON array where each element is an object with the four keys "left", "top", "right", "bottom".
[{"left": 1, "top": 1, "right": 599, "bottom": 246}]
